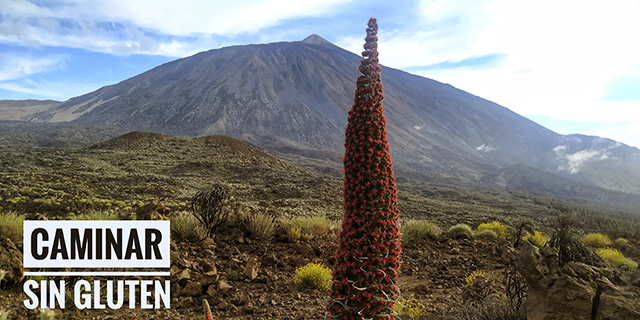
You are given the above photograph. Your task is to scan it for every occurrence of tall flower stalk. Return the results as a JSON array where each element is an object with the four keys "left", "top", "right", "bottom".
[{"left": 327, "top": 17, "right": 402, "bottom": 319}]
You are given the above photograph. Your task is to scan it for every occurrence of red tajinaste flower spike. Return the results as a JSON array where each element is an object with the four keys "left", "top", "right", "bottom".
[{"left": 328, "top": 17, "right": 401, "bottom": 320}]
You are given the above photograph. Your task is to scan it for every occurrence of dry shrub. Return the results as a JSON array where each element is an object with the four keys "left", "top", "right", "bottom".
[
  {"left": 449, "top": 224, "right": 474, "bottom": 238},
  {"left": 242, "top": 209, "right": 276, "bottom": 241},
  {"left": 71, "top": 210, "right": 119, "bottom": 220},
  {"left": 171, "top": 213, "right": 207, "bottom": 241},
  {"left": 475, "top": 229, "right": 498, "bottom": 239},
  {"left": 454, "top": 298, "right": 526, "bottom": 320},
  {"left": 401, "top": 220, "right": 442, "bottom": 244},
  {"left": 191, "top": 184, "right": 232, "bottom": 236},
  {"left": 0, "top": 212, "right": 24, "bottom": 246},
  {"left": 550, "top": 214, "right": 603, "bottom": 267}
]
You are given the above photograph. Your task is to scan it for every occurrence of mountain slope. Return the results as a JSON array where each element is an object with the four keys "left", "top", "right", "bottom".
[{"left": 30, "top": 35, "right": 640, "bottom": 195}]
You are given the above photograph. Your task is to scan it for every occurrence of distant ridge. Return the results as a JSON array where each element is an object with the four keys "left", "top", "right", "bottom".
[{"left": 32, "top": 36, "right": 640, "bottom": 195}]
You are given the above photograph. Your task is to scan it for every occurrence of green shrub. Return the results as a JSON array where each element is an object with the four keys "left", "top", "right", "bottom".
[
  {"left": 621, "top": 258, "right": 638, "bottom": 272},
  {"left": 477, "top": 221, "right": 509, "bottom": 239},
  {"left": 474, "top": 229, "right": 498, "bottom": 239},
  {"left": 613, "top": 238, "right": 629, "bottom": 248},
  {"left": 448, "top": 224, "right": 473, "bottom": 238},
  {"left": 0, "top": 212, "right": 24, "bottom": 245},
  {"left": 401, "top": 220, "right": 442, "bottom": 243},
  {"left": 395, "top": 295, "right": 429, "bottom": 318},
  {"left": 583, "top": 233, "right": 612, "bottom": 247},
  {"left": 293, "top": 262, "right": 331, "bottom": 292},
  {"left": 242, "top": 210, "right": 276, "bottom": 241},
  {"left": 596, "top": 247, "right": 628, "bottom": 268},
  {"left": 523, "top": 230, "right": 548, "bottom": 247},
  {"left": 171, "top": 214, "right": 207, "bottom": 241}
]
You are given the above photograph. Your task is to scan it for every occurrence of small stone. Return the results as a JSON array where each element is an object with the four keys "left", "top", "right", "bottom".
[
  {"left": 218, "top": 279, "right": 233, "bottom": 291},
  {"left": 181, "top": 281, "right": 202, "bottom": 296},
  {"left": 201, "top": 269, "right": 219, "bottom": 286},
  {"left": 244, "top": 256, "right": 260, "bottom": 280},
  {"left": 217, "top": 301, "right": 229, "bottom": 310},
  {"left": 206, "top": 284, "right": 217, "bottom": 296}
]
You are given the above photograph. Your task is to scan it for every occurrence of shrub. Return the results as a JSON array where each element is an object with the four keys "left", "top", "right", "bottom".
[
  {"left": 242, "top": 209, "right": 276, "bottom": 241},
  {"left": 475, "top": 229, "right": 498, "bottom": 239},
  {"left": 290, "top": 216, "right": 331, "bottom": 240},
  {"left": 613, "top": 237, "right": 629, "bottom": 248},
  {"left": 583, "top": 233, "right": 612, "bottom": 247},
  {"left": 523, "top": 230, "right": 548, "bottom": 247},
  {"left": 448, "top": 224, "right": 473, "bottom": 238},
  {"left": 453, "top": 297, "right": 526, "bottom": 320},
  {"left": 621, "top": 258, "right": 638, "bottom": 272},
  {"left": 171, "top": 214, "right": 207, "bottom": 241},
  {"left": 596, "top": 247, "right": 627, "bottom": 268},
  {"left": 0, "top": 212, "right": 24, "bottom": 245},
  {"left": 477, "top": 221, "right": 509, "bottom": 239},
  {"left": 286, "top": 225, "right": 302, "bottom": 243},
  {"left": 294, "top": 262, "right": 331, "bottom": 292},
  {"left": 401, "top": 220, "right": 442, "bottom": 244},
  {"left": 191, "top": 184, "right": 232, "bottom": 237},
  {"left": 465, "top": 270, "right": 486, "bottom": 287},
  {"left": 71, "top": 210, "right": 119, "bottom": 220},
  {"left": 395, "top": 295, "right": 429, "bottom": 318}
]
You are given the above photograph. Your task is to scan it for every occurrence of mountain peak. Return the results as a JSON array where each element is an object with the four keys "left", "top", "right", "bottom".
[{"left": 301, "top": 34, "right": 332, "bottom": 45}]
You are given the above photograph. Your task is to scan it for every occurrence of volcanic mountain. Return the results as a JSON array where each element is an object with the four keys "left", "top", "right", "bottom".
[{"left": 30, "top": 35, "right": 640, "bottom": 195}]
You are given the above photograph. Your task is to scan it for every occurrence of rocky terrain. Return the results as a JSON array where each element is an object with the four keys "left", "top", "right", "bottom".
[{"left": 1, "top": 131, "right": 639, "bottom": 319}]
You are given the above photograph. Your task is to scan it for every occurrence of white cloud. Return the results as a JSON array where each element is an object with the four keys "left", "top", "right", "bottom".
[
  {"left": 554, "top": 145, "right": 613, "bottom": 174},
  {"left": 476, "top": 144, "right": 497, "bottom": 152},
  {"left": 0, "top": 55, "right": 64, "bottom": 81},
  {"left": 0, "top": 0, "right": 350, "bottom": 57},
  {"left": 345, "top": 0, "right": 640, "bottom": 149}
]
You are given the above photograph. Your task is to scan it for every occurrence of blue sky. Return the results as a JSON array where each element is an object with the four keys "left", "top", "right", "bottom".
[{"left": 1, "top": 0, "right": 639, "bottom": 148}]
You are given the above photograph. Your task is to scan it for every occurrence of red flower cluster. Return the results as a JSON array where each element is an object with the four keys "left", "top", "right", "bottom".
[{"left": 327, "top": 18, "right": 402, "bottom": 320}]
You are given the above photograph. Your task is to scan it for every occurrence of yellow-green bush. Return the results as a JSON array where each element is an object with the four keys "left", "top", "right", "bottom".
[
  {"left": 448, "top": 224, "right": 473, "bottom": 238},
  {"left": 401, "top": 220, "right": 442, "bottom": 243},
  {"left": 293, "top": 262, "right": 332, "bottom": 292},
  {"left": 465, "top": 270, "right": 486, "bottom": 287},
  {"left": 0, "top": 212, "right": 24, "bottom": 245},
  {"left": 613, "top": 238, "right": 629, "bottom": 248},
  {"left": 595, "top": 248, "right": 636, "bottom": 270},
  {"left": 477, "top": 221, "right": 509, "bottom": 239},
  {"left": 583, "top": 233, "right": 612, "bottom": 247},
  {"left": 395, "top": 295, "right": 429, "bottom": 318},
  {"left": 621, "top": 258, "right": 638, "bottom": 272},
  {"left": 523, "top": 230, "right": 548, "bottom": 247}
]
